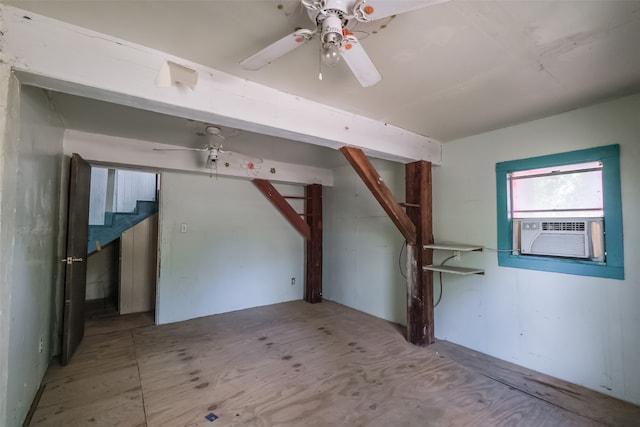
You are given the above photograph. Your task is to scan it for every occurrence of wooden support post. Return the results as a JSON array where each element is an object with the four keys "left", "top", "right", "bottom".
[
  {"left": 305, "top": 184, "right": 322, "bottom": 303},
  {"left": 338, "top": 147, "right": 433, "bottom": 345},
  {"left": 405, "top": 161, "right": 434, "bottom": 346},
  {"left": 253, "top": 179, "right": 323, "bottom": 304},
  {"left": 339, "top": 147, "right": 417, "bottom": 245},
  {"left": 253, "top": 179, "right": 311, "bottom": 240}
]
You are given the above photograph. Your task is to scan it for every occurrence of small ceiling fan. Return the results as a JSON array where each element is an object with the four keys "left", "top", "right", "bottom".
[
  {"left": 240, "top": 0, "right": 449, "bottom": 87},
  {"left": 153, "top": 126, "right": 263, "bottom": 175}
]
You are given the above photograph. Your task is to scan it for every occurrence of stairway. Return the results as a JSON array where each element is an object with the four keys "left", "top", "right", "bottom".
[{"left": 88, "top": 200, "right": 159, "bottom": 254}]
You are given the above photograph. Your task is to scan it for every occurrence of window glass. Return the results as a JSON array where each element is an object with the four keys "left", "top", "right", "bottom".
[{"left": 509, "top": 161, "right": 603, "bottom": 218}]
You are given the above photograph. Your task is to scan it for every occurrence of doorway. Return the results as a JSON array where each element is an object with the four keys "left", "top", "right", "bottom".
[{"left": 85, "top": 166, "right": 160, "bottom": 320}]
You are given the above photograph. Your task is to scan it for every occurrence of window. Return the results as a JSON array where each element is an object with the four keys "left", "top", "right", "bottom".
[
  {"left": 496, "top": 145, "right": 624, "bottom": 279},
  {"left": 510, "top": 161, "right": 603, "bottom": 218}
]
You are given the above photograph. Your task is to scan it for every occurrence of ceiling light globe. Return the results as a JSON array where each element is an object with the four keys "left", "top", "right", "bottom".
[{"left": 322, "top": 43, "right": 341, "bottom": 67}]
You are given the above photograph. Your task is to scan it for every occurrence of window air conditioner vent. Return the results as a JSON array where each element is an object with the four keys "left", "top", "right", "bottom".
[
  {"left": 517, "top": 217, "right": 604, "bottom": 261},
  {"left": 541, "top": 221, "right": 585, "bottom": 232}
]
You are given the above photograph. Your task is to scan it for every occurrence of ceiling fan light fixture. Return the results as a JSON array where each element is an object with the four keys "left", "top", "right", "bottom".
[
  {"left": 320, "top": 13, "right": 344, "bottom": 67},
  {"left": 321, "top": 42, "right": 341, "bottom": 66},
  {"left": 206, "top": 148, "right": 219, "bottom": 168},
  {"left": 242, "top": 0, "right": 447, "bottom": 86}
]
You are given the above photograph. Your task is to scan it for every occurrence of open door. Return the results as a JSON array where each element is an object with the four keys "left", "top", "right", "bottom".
[{"left": 61, "top": 153, "right": 91, "bottom": 365}]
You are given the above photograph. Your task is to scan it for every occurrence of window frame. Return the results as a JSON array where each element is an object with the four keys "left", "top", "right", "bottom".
[{"left": 496, "top": 144, "right": 624, "bottom": 279}]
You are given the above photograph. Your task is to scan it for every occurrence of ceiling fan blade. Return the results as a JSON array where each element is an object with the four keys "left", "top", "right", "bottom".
[
  {"left": 153, "top": 147, "right": 206, "bottom": 152},
  {"left": 340, "top": 38, "right": 382, "bottom": 87},
  {"left": 240, "top": 30, "right": 313, "bottom": 71},
  {"left": 355, "top": 0, "right": 450, "bottom": 22}
]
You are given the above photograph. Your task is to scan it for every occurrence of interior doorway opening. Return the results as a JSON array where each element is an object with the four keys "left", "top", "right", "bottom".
[{"left": 85, "top": 166, "right": 160, "bottom": 320}]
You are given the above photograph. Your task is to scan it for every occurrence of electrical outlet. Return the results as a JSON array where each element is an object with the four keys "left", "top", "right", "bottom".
[
  {"left": 38, "top": 336, "right": 44, "bottom": 353},
  {"left": 180, "top": 223, "right": 188, "bottom": 233},
  {"left": 453, "top": 250, "right": 461, "bottom": 262},
  {"left": 291, "top": 277, "right": 295, "bottom": 285}
]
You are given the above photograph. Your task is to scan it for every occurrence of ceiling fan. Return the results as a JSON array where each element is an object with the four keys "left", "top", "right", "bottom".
[
  {"left": 240, "top": 0, "right": 449, "bottom": 87},
  {"left": 153, "top": 126, "right": 263, "bottom": 175}
]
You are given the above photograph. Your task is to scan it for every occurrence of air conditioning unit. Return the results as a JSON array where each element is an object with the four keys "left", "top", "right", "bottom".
[{"left": 517, "top": 217, "right": 604, "bottom": 261}]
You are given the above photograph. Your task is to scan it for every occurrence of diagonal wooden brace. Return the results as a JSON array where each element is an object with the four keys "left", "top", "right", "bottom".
[
  {"left": 253, "top": 179, "right": 311, "bottom": 240},
  {"left": 340, "top": 147, "right": 416, "bottom": 245}
]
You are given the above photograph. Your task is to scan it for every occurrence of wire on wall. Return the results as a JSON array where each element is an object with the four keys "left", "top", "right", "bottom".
[
  {"left": 398, "top": 241, "right": 507, "bottom": 308},
  {"left": 434, "top": 254, "right": 456, "bottom": 308},
  {"left": 482, "top": 246, "right": 519, "bottom": 253},
  {"left": 398, "top": 240, "right": 408, "bottom": 280},
  {"left": 398, "top": 240, "right": 450, "bottom": 308}
]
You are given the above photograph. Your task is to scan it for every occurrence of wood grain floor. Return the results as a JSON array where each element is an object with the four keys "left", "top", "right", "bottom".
[{"left": 29, "top": 301, "right": 640, "bottom": 427}]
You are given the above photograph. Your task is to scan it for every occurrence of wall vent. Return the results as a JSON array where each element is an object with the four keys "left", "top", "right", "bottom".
[{"left": 541, "top": 221, "right": 585, "bottom": 232}]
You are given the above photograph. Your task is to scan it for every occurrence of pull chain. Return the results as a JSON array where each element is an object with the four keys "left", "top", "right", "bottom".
[{"left": 318, "top": 44, "right": 323, "bottom": 80}]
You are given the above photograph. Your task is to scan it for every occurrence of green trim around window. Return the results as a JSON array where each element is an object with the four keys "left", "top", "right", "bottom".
[{"left": 496, "top": 144, "right": 624, "bottom": 279}]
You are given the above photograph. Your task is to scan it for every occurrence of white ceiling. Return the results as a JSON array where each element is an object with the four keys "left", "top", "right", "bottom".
[{"left": 7, "top": 0, "right": 640, "bottom": 143}]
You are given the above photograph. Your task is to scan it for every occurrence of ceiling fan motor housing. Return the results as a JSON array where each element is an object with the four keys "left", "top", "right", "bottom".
[
  {"left": 308, "top": 0, "right": 351, "bottom": 44},
  {"left": 206, "top": 148, "right": 220, "bottom": 168},
  {"left": 321, "top": 14, "right": 344, "bottom": 45}
]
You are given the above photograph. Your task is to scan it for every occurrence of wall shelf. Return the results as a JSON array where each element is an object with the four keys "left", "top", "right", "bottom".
[
  {"left": 423, "top": 242, "right": 483, "bottom": 252},
  {"left": 423, "top": 242, "right": 484, "bottom": 275},
  {"left": 423, "top": 265, "right": 485, "bottom": 275}
]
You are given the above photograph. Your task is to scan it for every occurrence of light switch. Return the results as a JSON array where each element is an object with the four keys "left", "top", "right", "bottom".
[{"left": 180, "top": 223, "right": 188, "bottom": 233}]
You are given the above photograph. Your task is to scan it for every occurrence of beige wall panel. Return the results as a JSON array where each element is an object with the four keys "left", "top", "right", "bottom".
[{"left": 120, "top": 214, "right": 157, "bottom": 314}]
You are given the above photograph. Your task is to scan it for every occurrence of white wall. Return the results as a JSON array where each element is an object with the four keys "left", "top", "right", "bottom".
[
  {"left": 88, "top": 167, "right": 108, "bottom": 224},
  {"left": 4, "top": 85, "right": 65, "bottom": 425},
  {"left": 432, "top": 93, "right": 640, "bottom": 404},
  {"left": 0, "top": 64, "right": 21, "bottom": 427},
  {"left": 89, "top": 168, "right": 157, "bottom": 224},
  {"left": 86, "top": 242, "right": 119, "bottom": 301},
  {"left": 114, "top": 169, "right": 157, "bottom": 212},
  {"left": 324, "top": 159, "right": 407, "bottom": 326},
  {"left": 156, "top": 173, "right": 305, "bottom": 324}
]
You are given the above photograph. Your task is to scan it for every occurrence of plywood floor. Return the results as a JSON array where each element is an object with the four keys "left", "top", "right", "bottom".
[{"left": 29, "top": 301, "right": 640, "bottom": 427}]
